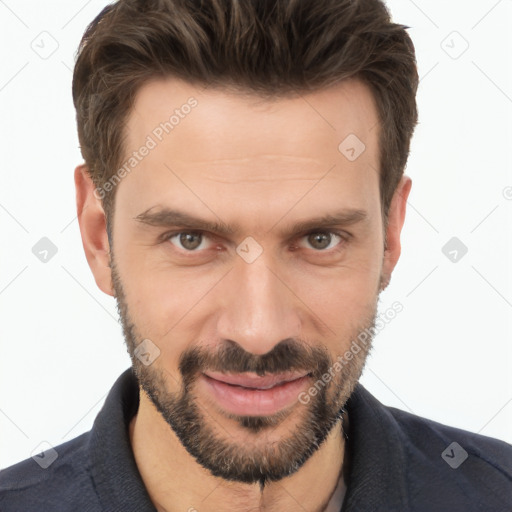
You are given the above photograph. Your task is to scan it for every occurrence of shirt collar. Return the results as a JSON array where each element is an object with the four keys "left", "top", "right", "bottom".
[
  {"left": 340, "top": 383, "right": 409, "bottom": 510},
  {"left": 88, "top": 368, "right": 156, "bottom": 512}
]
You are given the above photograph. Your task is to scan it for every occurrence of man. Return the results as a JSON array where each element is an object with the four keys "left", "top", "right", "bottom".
[{"left": 0, "top": 0, "right": 511, "bottom": 510}]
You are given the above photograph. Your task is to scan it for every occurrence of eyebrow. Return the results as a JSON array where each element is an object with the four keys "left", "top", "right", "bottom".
[{"left": 134, "top": 207, "right": 368, "bottom": 237}]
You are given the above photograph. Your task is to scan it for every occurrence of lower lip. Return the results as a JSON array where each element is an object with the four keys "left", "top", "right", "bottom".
[{"left": 199, "top": 374, "right": 310, "bottom": 416}]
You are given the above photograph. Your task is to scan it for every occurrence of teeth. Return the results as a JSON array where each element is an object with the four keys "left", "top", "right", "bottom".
[
  {"left": 212, "top": 374, "right": 308, "bottom": 390},
  {"left": 244, "top": 382, "right": 283, "bottom": 390},
  {"left": 228, "top": 382, "right": 281, "bottom": 390}
]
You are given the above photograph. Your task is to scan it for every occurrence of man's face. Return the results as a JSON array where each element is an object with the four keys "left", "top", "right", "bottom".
[{"left": 106, "top": 77, "right": 394, "bottom": 484}]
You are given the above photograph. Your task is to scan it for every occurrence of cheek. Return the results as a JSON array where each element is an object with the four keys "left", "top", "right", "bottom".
[
  {"left": 117, "top": 253, "right": 224, "bottom": 364},
  {"left": 291, "top": 256, "right": 381, "bottom": 352},
  {"left": 297, "top": 250, "right": 381, "bottom": 310},
  {"left": 121, "top": 274, "right": 192, "bottom": 382},
  {"left": 111, "top": 239, "right": 182, "bottom": 339},
  {"left": 128, "top": 274, "right": 192, "bottom": 337}
]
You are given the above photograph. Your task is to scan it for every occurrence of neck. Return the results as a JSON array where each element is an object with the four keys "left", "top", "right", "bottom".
[{"left": 129, "top": 389, "right": 349, "bottom": 512}]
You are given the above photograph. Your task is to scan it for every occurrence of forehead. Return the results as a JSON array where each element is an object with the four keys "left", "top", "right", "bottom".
[
  {"left": 125, "top": 77, "right": 379, "bottom": 165},
  {"left": 117, "top": 77, "right": 381, "bottom": 229}
]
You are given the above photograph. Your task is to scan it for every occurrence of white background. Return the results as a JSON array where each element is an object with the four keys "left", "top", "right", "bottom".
[{"left": 0, "top": 0, "right": 511, "bottom": 468}]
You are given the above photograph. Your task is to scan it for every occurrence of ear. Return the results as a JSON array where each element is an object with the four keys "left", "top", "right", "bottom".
[
  {"left": 380, "top": 175, "right": 412, "bottom": 291},
  {"left": 74, "top": 164, "right": 114, "bottom": 296}
]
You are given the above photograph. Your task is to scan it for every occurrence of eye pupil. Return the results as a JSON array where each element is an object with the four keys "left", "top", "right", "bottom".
[
  {"left": 180, "top": 232, "right": 202, "bottom": 250},
  {"left": 308, "top": 233, "right": 331, "bottom": 250}
]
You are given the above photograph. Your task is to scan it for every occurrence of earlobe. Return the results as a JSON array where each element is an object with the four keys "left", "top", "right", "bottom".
[
  {"left": 380, "top": 175, "right": 412, "bottom": 291},
  {"left": 74, "top": 164, "right": 114, "bottom": 296}
]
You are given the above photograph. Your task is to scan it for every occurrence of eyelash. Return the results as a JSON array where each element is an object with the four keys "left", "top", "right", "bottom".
[{"left": 160, "top": 229, "right": 350, "bottom": 255}]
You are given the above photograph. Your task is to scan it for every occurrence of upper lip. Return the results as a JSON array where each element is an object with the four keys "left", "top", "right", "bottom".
[{"left": 203, "top": 370, "right": 310, "bottom": 390}]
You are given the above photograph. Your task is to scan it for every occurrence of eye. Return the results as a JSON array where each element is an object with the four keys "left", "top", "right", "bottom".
[
  {"left": 162, "top": 229, "right": 348, "bottom": 254},
  {"left": 298, "top": 231, "right": 345, "bottom": 251},
  {"left": 167, "top": 231, "right": 213, "bottom": 251}
]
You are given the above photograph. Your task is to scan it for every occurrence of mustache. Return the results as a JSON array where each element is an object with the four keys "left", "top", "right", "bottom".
[{"left": 179, "top": 338, "right": 332, "bottom": 381}]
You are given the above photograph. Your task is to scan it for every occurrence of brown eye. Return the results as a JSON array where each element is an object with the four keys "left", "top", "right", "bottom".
[
  {"left": 300, "top": 231, "right": 343, "bottom": 251},
  {"left": 308, "top": 233, "right": 331, "bottom": 250},
  {"left": 168, "top": 232, "right": 210, "bottom": 251}
]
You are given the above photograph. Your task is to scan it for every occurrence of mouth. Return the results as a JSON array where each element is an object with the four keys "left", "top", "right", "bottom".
[
  {"left": 199, "top": 370, "right": 312, "bottom": 416},
  {"left": 204, "top": 370, "right": 311, "bottom": 389}
]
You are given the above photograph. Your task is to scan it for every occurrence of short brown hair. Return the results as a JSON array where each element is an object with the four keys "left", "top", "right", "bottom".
[{"left": 72, "top": 0, "right": 418, "bottom": 228}]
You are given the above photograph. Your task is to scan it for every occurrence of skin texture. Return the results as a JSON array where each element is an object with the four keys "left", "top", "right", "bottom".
[{"left": 75, "top": 77, "right": 411, "bottom": 512}]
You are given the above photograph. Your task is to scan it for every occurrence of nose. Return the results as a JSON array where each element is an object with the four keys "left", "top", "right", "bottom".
[{"left": 215, "top": 251, "right": 302, "bottom": 355}]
